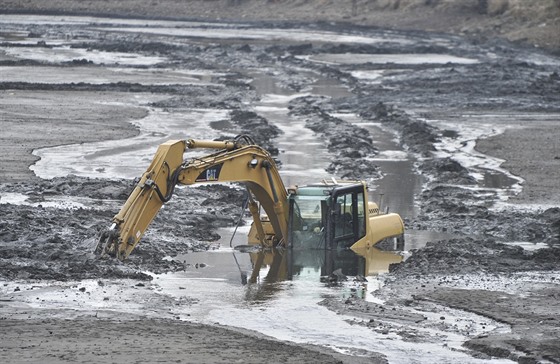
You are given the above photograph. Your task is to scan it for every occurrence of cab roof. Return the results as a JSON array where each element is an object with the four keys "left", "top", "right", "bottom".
[{"left": 291, "top": 180, "right": 364, "bottom": 196}]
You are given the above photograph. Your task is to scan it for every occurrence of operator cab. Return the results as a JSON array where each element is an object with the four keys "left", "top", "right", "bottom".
[{"left": 288, "top": 181, "right": 367, "bottom": 250}]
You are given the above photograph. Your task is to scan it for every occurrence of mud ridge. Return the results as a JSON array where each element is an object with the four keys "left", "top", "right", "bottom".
[{"left": 289, "top": 96, "right": 382, "bottom": 180}]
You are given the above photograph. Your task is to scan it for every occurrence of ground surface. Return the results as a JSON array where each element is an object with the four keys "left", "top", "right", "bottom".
[
  {"left": 1, "top": 1, "right": 559, "bottom": 363},
  {"left": 2, "top": 308, "right": 364, "bottom": 364}
]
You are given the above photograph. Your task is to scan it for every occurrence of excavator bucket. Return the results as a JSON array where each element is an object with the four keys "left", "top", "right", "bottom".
[{"left": 96, "top": 140, "right": 187, "bottom": 260}]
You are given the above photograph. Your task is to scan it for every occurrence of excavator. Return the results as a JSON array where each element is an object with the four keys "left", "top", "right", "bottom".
[{"left": 96, "top": 135, "right": 405, "bottom": 261}]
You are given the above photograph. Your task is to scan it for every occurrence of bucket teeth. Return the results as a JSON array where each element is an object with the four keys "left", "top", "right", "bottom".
[{"left": 95, "top": 227, "right": 119, "bottom": 258}]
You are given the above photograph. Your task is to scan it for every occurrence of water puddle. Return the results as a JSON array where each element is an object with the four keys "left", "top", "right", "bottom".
[
  {"left": 2, "top": 45, "right": 167, "bottom": 66},
  {"left": 504, "top": 241, "right": 549, "bottom": 251},
  {"left": 31, "top": 107, "right": 232, "bottom": 180},
  {"left": 176, "top": 246, "right": 403, "bottom": 288},
  {"left": 144, "top": 240, "right": 510, "bottom": 363},
  {"left": 349, "top": 69, "right": 385, "bottom": 83},
  {"left": 0, "top": 192, "right": 119, "bottom": 210},
  {"left": 0, "top": 66, "right": 224, "bottom": 86},
  {"left": 301, "top": 53, "right": 479, "bottom": 65},
  {"left": 250, "top": 71, "right": 341, "bottom": 186},
  {"left": 99, "top": 26, "right": 412, "bottom": 46}
]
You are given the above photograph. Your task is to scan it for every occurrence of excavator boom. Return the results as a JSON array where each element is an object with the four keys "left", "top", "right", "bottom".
[{"left": 96, "top": 136, "right": 288, "bottom": 260}]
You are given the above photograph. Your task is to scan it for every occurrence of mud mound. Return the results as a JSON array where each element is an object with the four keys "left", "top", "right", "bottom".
[
  {"left": 540, "top": 207, "right": 560, "bottom": 245},
  {"left": 390, "top": 238, "right": 560, "bottom": 277},
  {"left": 229, "top": 110, "right": 282, "bottom": 155},
  {"left": 0, "top": 203, "right": 152, "bottom": 281},
  {"left": 359, "top": 102, "right": 439, "bottom": 156},
  {"left": 422, "top": 158, "right": 476, "bottom": 185},
  {"left": 1, "top": 176, "right": 134, "bottom": 200},
  {"left": 413, "top": 187, "right": 558, "bottom": 244}
]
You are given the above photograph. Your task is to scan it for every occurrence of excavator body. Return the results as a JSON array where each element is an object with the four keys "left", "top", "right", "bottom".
[
  {"left": 248, "top": 181, "right": 404, "bottom": 251},
  {"left": 96, "top": 136, "right": 404, "bottom": 261}
]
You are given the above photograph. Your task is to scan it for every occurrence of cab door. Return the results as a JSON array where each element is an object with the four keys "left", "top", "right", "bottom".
[{"left": 329, "top": 185, "right": 366, "bottom": 249}]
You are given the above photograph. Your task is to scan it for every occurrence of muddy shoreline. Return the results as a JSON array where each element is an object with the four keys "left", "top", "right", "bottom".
[{"left": 1, "top": 3, "right": 560, "bottom": 364}]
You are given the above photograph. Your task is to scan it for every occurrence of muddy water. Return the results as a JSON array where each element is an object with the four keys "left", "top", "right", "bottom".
[
  {"left": 32, "top": 107, "right": 233, "bottom": 179},
  {"left": 157, "top": 243, "right": 510, "bottom": 364},
  {"left": 251, "top": 72, "right": 351, "bottom": 186},
  {"left": 334, "top": 113, "right": 422, "bottom": 218},
  {"left": 302, "top": 53, "right": 479, "bottom": 65},
  {"left": 251, "top": 77, "right": 330, "bottom": 186}
]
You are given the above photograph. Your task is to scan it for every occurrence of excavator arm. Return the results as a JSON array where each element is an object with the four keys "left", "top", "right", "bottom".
[{"left": 96, "top": 136, "right": 289, "bottom": 260}]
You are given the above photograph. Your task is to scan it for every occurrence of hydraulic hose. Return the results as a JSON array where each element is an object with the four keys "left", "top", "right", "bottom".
[
  {"left": 151, "top": 162, "right": 184, "bottom": 203},
  {"left": 230, "top": 189, "right": 250, "bottom": 285}
]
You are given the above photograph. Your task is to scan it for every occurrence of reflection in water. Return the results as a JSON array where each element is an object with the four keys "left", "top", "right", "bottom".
[
  {"left": 179, "top": 243, "right": 403, "bottom": 303},
  {"left": 243, "top": 247, "right": 402, "bottom": 301},
  {"left": 250, "top": 247, "right": 403, "bottom": 282}
]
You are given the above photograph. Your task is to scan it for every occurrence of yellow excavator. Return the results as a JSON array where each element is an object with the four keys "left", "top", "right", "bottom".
[{"left": 96, "top": 135, "right": 405, "bottom": 261}]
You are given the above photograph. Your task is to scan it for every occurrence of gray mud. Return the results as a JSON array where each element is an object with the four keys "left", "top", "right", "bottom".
[
  {"left": 1, "top": 178, "right": 245, "bottom": 280},
  {"left": 1, "top": 3, "right": 560, "bottom": 363},
  {"left": 0, "top": 309, "right": 350, "bottom": 364}
]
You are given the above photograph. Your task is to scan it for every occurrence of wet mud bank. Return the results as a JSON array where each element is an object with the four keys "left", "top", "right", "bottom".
[
  {"left": 0, "top": 310, "right": 349, "bottom": 364},
  {"left": 362, "top": 103, "right": 560, "bottom": 246},
  {"left": 352, "top": 103, "right": 560, "bottom": 361},
  {"left": 0, "top": 9, "right": 559, "bottom": 364},
  {"left": 0, "top": 178, "right": 245, "bottom": 280}
]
